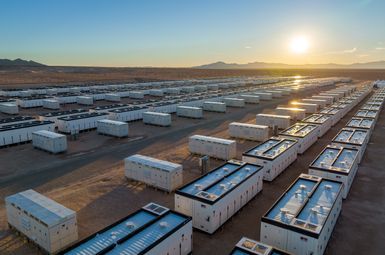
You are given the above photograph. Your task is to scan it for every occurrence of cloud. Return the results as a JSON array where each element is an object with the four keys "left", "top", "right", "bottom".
[
  {"left": 357, "top": 54, "right": 369, "bottom": 58},
  {"left": 244, "top": 46, "right": 252, "bottom": 49},
  {"left": 343, "top": 47, "right": 357, "bottom": 53},
  {"left": 375, "top": 47, "right": 385, "bottom": 50},
  {"left": 323, "top": 47, "right": 358, "bottom": 55}
]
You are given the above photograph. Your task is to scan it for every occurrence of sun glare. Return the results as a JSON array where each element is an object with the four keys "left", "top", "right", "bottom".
[{"left": 290, "top": 36, "right": 309, "bottom": 54}]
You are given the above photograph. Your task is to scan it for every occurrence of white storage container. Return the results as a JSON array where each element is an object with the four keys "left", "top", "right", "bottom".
[
  {"left": 175, "top": 162, "right": 263, "bottom": 234},
  {"left": 275, "top": 107, "right": 306, "bottom": 121},
  {"left": 223, "top": 97, "right": 245, "bottom": 108},
  {"left": 176, "top": 106, "right": 203, "bottom": 119},
  {"left": 256, "top": 114, "right": 291, "bottom": 129},
  {"left": 0, "top": 103, "right": 18, "bottom": 115},
  {"left": 0, "top": 121, "right": 55, "bottom": 147},
  {"left": 229, "top": 122, "right": 269, "bottom": 141},
  {"left": 252, "top": 92, "right": 273, "bottom": 100},
  {"left": 143, "top": 111, "right": 172, "bottom": 126},
  {"left": 165, "top": 87, "right": 181, "bottom": 94},
  {"left": 76, "top": 96, "right": 93, "bottom": 106},
  {"left": 108, "top": 105, "right": 149, "bottom": 122},
  {"left": 289, "top": 102, "right": 318, "bottom": 114},
  {"left": 301, "top": 114, "right": 333, "bottom": 137},
  {"left": 149, "top": 89, "right": 164, "bottom": 97},
  {"left": 242, "top": 137, "right": 298, "bottom": 181},
  {"left": 42, "top": 99, "right": 60, "bottom": 110},
  {"left": 17, "top": 97, "right": 45, "bottom": 108},
  {"left": 105, "top": 93, "right": 121, "bottom": 102},
  {"left": 239, "top": 94, "right": 260, "bottom": 104},
  {"left": 57, "top": 112, "right": 108, "bottom": 134},
  {"left": 125, "top": 154, "right": 183, "bottom": 192},
  {"left": 311, "top": 95, "right": 334, "bottom": 104},
  {"left": 309, "top": 145, "right": 359, "bottom": 198},
  {"left": 63, "top": 203, "right": 192, "bottom": 255},
  {"left": 264, "top": 90, "right": 283, "bottom": 98},
  {"left": 32, "top": 130, "right": 67, "bottom": 153},
  {"left": 331, "top": 127, "right": 369, "bottom": 164},
  {"left": 203, "top": 101, "right": 226, "bottom": 113},
  {"left": 38, "top": 109, "right": 88, "bottom": 127},
  {"left": 5, "top": 189, "right": 78, "bottom": 254},
  {"left": 97, "top": 119, "right": 128, "bottom": 137},
  {"left": 279, "top": 123, "right": 319, "bottom": 154},
  {"left": 301, "top": 98, "right": 327, "bottom": 108},
  {"left": 189, "top": 134, "right": 236, "bottom": 160},
  {"left": 261, "top": 174, "right": 343, "bottom": 255},
  {"left": 319, "top": 107, "right": 343, "bottom": 126},
  {"left": 129, "top": 91, "right": 145, "bottom": 99}
]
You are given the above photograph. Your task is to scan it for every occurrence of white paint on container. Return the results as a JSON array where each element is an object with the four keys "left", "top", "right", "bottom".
[
  {"left": 275, "top": 107, "right": 306, "bottom": 121},
  {"left": 239, "top": 94, "right": 260, "bottom": 104},
  {"left": 229, "top": 122, "right": 269, "bottom": 141},
  {"left": 301, "top": 98, "right": 327, "bottom": 108},
  {"left": 143, "top": 111, "right": 172, "bottom": 126},
  {"left": 97, "top": 119, "right": 128, "bottom": 137},
  {"left": 125, "top": 154, "right": 183, "bottom": 192},
  {"left": 105, "top": 93, "right": 121, "bottom": 102},
  {"left": 311, "top": 95, "right": 334, "bottom": 104},
  {"left": 32, "top": 130, "right": 67, "bottom": 153},
  {"left": 42, "top": 99, "right": 60, "bottom": 110},
  {"left": 0, "top": 103, "right": 18, "bottom": 115},
  {"left": 223, "top": 97, "right": 245, "bottom": 108},
  {"left": 189, "top": 134, "right": 236, "bottom": 160},
  {"left": 129, "top": 91, "right": 145, "bottom": 99},
  {"left": 256, "top": 114, "right": 291, "bottom": 129},
  {"left": 177, "top": 106, "right": 203, "bottom": 119},
  {"left": 76, "top": 96, "right": 93, "bottom": 106},
  {"left": 289, "top": 102, "right": 318, "bottom": 114},
  {"left": 203, "top": 101, "right": 226, "bottom": 113},
  {"left": 252, "top": 92, "right": 273, "bottom": 100},
  {"left": 57, "top": 112, "right": 108, "bottom": 134},
  {"left": 5, "top": 189, "right": 78, "bottom": 254},
  {"left": 149, "top": 89, "right": 164, "bottom": 97}
]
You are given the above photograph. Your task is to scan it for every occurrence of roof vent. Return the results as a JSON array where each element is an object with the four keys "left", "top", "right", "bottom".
[
  {"left": 219, "top": 184, "right": 227, "bottom": 189},
  {"left": 280, "top": 208, "right": 289, "bottom": 215},
  {"left": 311, "top": 208, "right": 318, "bottom": 215},
  {"left": 194, "top": 184, "right": 203, "bottom": 190},
  {"left": 299, "top": 184, "right": 307, "bottom": 190},
  {"left": 245, "top": 167, "right": 251, "bottom": 172},
  {"left": 159, "top": 222, "right": 168, "bottom": 228},
  {"left": 325, "top": 184, "right": 332, "bottom": 190},
  {"left": 125, "top": 221, "right": 136, "bottom": 229}
]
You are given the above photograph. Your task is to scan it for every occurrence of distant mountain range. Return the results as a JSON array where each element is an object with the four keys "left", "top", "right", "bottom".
[
  {"left": 194, "top": 60, "right": 385, "bottom": 69},
  {"left": 0, "top": 58, "right": 46, "bottom": 67}
]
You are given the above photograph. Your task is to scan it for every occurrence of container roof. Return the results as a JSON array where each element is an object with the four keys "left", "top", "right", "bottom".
[
  {"left": 301, "top": 114, "right": 331, "bottom": 124},
  {"left": 231, "top": 237, "right": 292, "bottom": 255},
  {"left": 346, "top": 117, "right": 374, "bottom": 129},
  {"left": 125, "top": 154, "right": 182, "bottom": 172},
  {"left": 243, "top": 137, "right": 297, "bottom": 160},
  {"left": 333, "top": 128, "right": 368, "bottom": 145},
  {"left": 33, "top": 130, "right": 65, "bottom": 138},
  {"left": 280, "top": 123, "right": 318, "bottom": 138}
]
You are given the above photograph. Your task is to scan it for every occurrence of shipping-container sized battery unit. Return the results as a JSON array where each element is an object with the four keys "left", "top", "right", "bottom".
[
  {"left": 331, "top": 128, "right": 369, "bottom": 164},
  {"left": 311, "top": 95, "right": 334, "bottom": 105},
  {"left": 105, "top": 93, "right": 121, "bottom": 102},
  {"left": 57, "top": 112, "right": 108, "bottom": 134},
  {"left": 124, "top": 154, "right": 183, "bottom": 192},
  {"left": 275, "top": 107, "right": 306, "bottom": 121},
  {"left": 97, "top": 119, "right": 129, "bottom": 137},
  {"left": 256, "top": 114, "right": 291, "bottom": 129},
  {"left": 242, "top": 137, "right": 298, "bottom": 181},
  {"left": 0, "top": 121, "right": 55, "bottom": 147},
  {"left": 230, "top": 237, "right": 292, "bottom": 255},
  {"left": 279, "top": 123, "right": 318, "bottom": 154},
  {"left": 76, "top": 96, "right": 93, "bottom": 106},
  {"left": 308, "top": 145, "right": 359, "bottom": 198},
  {"left": 149, "top": 89, "right": 164, "bottom": 97},
  {"left": 108, "top": 105, "right": 149, "bottom": 122},
  {"left": 175, "top": 162, "right": 263, "bottom": 234},
  {"left": 0, "top": 102, "right": 19, "bottom": 115},
  {"left": 5, "top": 189, "right": 78, "bottom": 254},
  {"left": 189, "top": 135, "right": 237, "bottom": 160},
  {"left": 223, "top": 98, "right": 246, "bottom": 108},
  {"left": 252, "top": 92, "right": 273, "bottom": 100},
  {"left": 32, "top": 130, "right": 67, "bottom": 153},
  {"left": 239, "top": 94, "right": 260, "bottom": 104},
  {"left": 176, "top": 106, "right": 203, "bottom": 119},
  {"left": 142, "top": 111, "right": 172, "bottom": 127},
  {"left": 360, "top": 103, "right": 381, "bottom": 111},
  {"left": 39, "top": 109, "right": 88, "bottom": 127},
  {"left": 203, "top": 101, "right": 226, "bottom": 113},
  {"left": 43, "top": 99, "right": 60, "bottom": 110},
  {"left": 345, "top": 117, "right": 375, "bottom": 134},
  {"left": 0, "top": 116, "right": 35, "bottom": 127},
  {"left": 301, "top": 99, "right": 327, "bottom": 108},
  {"left": 62, "top": 203, "right": 192, "bottom": 255},
  {"left": 289, "top": 102, "right": 318, "bottom": 114},
  {"left": 300, "top": 114, "right": 332, "bottom": 138},
  {"left": 319, "top": 107, "right": 343, "bottom": 126},
  {"left": 260, "top": 174, "right": 343, "bottom": 255},
  {"left": 129, "top": 91, "right": 145, "bottom": 99},
  {"left": 354, "top": 109, "right": 379, "bottom": 122},
  {"left": 229, "top": 122, "right": 269, "bottom": 141},
  {"left": 264, "top": 90, "right": 283, "bottom": 98}
]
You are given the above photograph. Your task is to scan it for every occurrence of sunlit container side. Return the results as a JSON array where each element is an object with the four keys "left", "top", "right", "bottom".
[
  {"left": 129, "top": 91, "right": 145, "bottom": 99},
  {"left": 5, "top": 189, "right": 78, "bottom": 254},
  {"left": 32, "top": 130, "right": 67, "bottom": 153},
  {"left": 175, "top": 161, "right": 263, "bottom": 234},
  {"left": 331, "top": 127, "right": 369, "bottom": 164},
  {"left": 189, "top": 134, "right": 236, "bottom": 160},
  {"left": 311, "top": 95, "right": 334, "bottom": 104},
  {"left": 149, "top": 89, "right": 164, "bottom": 97},
  {"left": 105, "top": 93, "right": 121, "bottom": 102},
  {"left": 318, "top": 92, "right": 343, "bottom": 101},
  {"left": 264, "top": 90, "right": 283, "bottom": 98},
  {"left": 223, "top": 98, "right": 245, "bottom": 108},
  {"left": 97, "top": 119, "right": 128, "bottom": 137},
  {"left": 0, "top": 102, "right": 18, "bottom": 115},
  {"left": 125, "top": 154, "right": 182, "bottom": 192},
  {"left": 57, "top": 112, "right": 108, "bottom": 134},
  {"left": 43, "top": 99, "right": 60, "bottom": 110},
  {"left": 0, "top": 121, "right": 55, "bottom": 147},
  {"left": 62, "top": 203, "right": 192, "bottom": 255},
  {"left": 142, "top": 111, "right": 172, "bottom": 127},
  {"left": 300, "top": 99, "right": 327, "bottom": 108},
  {"left": 275, "top": 107, "right": 306, "bottom": 121},
  {"left": 308, "top": 144, "right": 359, "bottom": 198},
  {"left": 203, "top": 101, "right": 226, "bottom": 113},
  {"left": 279, "top": 123, "right": 318, "bottom": 154},
  {"left": 229, "top": 122, "right": 269, "bottom": 141},
  {"left": 239, "top": 94, "right": 260, "bottom": 104},
  {"left": 289, "top": 102, "right": 318, "bottom": 114},
  {"left": 256, "top": 114, "right": 291, "bottom": 129},
  {"left": 176, "top": 106, "right": 203, "bottom": 119},
  {"left": 230, "top": 237, "right": 292, "bottom": 255},
  {"left": 242, "top": 137, "right": 298, "bottom": 181},
  {"left": 252, "top": 92, "right": 273, "bottom": 100},
  {"left": 76, "top": 96, "right": 93, "bottom": 106},
  {"left": 260, "top": 174, "right": 343, "bottom": 255}
]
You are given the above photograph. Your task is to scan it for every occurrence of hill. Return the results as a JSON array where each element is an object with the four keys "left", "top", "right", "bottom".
[{"left": 0, "top": 58, "right": 46, "bottom": 67}]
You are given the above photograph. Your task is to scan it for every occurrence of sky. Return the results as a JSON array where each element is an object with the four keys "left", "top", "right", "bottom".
[{"left": 1, "top": 0, "right": 385, "bottom": 67}]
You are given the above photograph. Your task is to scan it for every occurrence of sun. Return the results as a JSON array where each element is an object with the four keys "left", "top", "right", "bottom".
[{"left": 290, "top": 36, "right": 309, "bottom": 54}]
